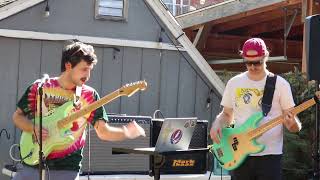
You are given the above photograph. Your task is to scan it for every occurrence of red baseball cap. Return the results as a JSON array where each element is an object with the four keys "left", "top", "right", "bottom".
[{"left": 241, "top": 38, "right": 267, "bottom": 60}]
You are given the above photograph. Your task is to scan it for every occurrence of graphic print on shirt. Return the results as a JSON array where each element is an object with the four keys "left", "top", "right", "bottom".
[{"left": 235, "top": 88, "right": 263, "bottom": 110}]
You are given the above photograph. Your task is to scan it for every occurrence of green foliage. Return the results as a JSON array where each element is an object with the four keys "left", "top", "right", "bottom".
[
  {"left": 282, "top": 68, "right": 317, "bottom": 180},
  {"left": 216, "top": 70, "right": 239, "bottom": 84}
]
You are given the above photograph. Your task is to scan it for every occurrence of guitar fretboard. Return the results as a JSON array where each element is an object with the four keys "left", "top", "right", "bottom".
[
  {"left": 57, "top": 90, "right": 120, "bottom": 129},
  {"left": 248, "top": 98, "right": 316, "bottom": 139}
]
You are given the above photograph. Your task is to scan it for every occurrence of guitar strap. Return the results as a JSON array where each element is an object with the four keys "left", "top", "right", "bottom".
[
  {"left": 261, "top": 73, "right": 277, "bottom": 117},
  {"left": 73, "top": 85, "right": 82, "bottom": 107}
]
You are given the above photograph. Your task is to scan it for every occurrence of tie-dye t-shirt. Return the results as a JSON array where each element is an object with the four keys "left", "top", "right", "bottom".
[
  {"left": 17, "top": 78, "right": 108, "bottom": 171},
  {"left": 221, "top": 71, "right": 295, "bottom": 156}
]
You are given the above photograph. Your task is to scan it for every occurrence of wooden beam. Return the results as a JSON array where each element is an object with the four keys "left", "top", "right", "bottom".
[
  {"left": 0, "top": 0, "right": 45, "bottom": 21},
  {"left": 248, "top": 25, "right": 303, "bottom": 39},
  {"left": 307, "top": 0, "right": 320, "bottom": 15},
  {"left": 0, "top": 29, "right": 186, "bottom": 51},
  {"left": 194, "top": 24, "right": 212, "bottom": 51},
  {"left": 193, "top": 25, "right": 205, "bottom": 46},
  {"left": 208, "top": 56, "right": 288, "bottom": 65},
  {"left": 203, "top": 34, "right": 303, "bottom": 59},
  {"left": 210, "top": 61, "right": 301, "bottom": 73},
  {"left": 177, "top": 0, "right": 302, "bottom": 29},
  {"left": 239, "top": 15, "right": 303, "bottom": 36},
  {"left": 203, "top": 51, "right": 241, "bottom": 59},
  {"left": 210, "top": 4, "right": 301, "bottom": 33}
]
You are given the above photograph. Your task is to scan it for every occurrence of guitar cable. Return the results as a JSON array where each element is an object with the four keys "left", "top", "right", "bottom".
[
  {"left": 208, "top": 146, "right": 225, "bottom": 180},
  {"left": 207, "top": 152, "right": 218, "bottom": 180},
  {"left": 7, "top": 143, "right": 50, "bottom": 180}
]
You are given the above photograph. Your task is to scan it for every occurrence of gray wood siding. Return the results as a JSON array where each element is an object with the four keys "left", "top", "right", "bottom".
[
  {"left": 0, "top": 37, "right": 221, "bottom": 180},
  {"left": 18, "top": 40, "right": 42, "bottom": 97},
  {"left": 0, "top": 0, "right": 166, "bottom": 43},
  {"left": 159, "top": 50, "right": 180, "bottom": 117},
  {"left": 40, "top": 41, "right": 63, "bottom": 76},
  {"left": 87, "top": 47, "right": 104, "bottom": 95},
  {"left": 121, "top": 47, "right": 142, "bottom": 115},
  {"left": 101, "top": 47, "right": 124, "bottom": 114},
  {"left": 0, "top": 37, "right": 20, "bottom": 176},
  {"left": 177, "top": 57, "right": 197, "bottom": 117},
  {"left": 140, "top": 49, "right": 161, "bottom": 116},
  {"left": 195, "top": 76, "right": 213, "bottom": 121}
]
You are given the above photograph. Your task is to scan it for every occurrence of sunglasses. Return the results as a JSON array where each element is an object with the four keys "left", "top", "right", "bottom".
[
  {"left": 243, "top": 59, "right": 264, "bottom": 66},
  {"left": 70, "top": 44, "right": 94, "bottom": 57}
]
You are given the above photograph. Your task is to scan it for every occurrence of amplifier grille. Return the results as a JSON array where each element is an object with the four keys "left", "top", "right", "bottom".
[{"left": 81, "top": 115, "right": 151, "bottom": 174}]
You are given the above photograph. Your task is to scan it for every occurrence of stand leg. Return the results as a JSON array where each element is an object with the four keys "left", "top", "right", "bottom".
[
  {"left": 154, "top": 168, "right": 160, "bottom": 180},
  {"left": 153, "top": 155, "right": 165, "bottom": 180}
]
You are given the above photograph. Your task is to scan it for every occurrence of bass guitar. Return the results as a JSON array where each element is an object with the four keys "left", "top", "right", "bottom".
[
  {"left": 20, "top": 81, "right": 147, "bottom": 165},
  {"left": 210, "top": 92, "right": 320, "bottom": 170}
]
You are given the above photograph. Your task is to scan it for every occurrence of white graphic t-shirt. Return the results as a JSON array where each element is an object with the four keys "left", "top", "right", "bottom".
[{"left": 221, "top": 71, "right": 295, "bottom": 155}]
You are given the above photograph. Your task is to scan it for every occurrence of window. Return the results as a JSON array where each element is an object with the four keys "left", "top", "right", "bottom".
[
  {"left": 95, "top": 0, "right": 128, "bottom": 21},
  {"left": 163, "top": 0, "right": 190, "bottom": 16}
]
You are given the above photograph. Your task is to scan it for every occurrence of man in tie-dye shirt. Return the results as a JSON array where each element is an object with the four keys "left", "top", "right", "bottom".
[{"left": 12, "top": 41, "right": 145, "bottom": 180}]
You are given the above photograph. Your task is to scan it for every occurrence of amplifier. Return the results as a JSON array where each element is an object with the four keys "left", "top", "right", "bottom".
[
  {"left": 81, "top": 115, "right": 152, "bottom": 175},
  {"left": 152, "top": 119, "right": 208, "bottom": 174}
]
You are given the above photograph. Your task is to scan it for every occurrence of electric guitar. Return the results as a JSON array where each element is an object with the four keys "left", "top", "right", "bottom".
[
  {"left": 20, "top": 81, "right": 147, "bottom": 165},
  {"left": 210, "top": 92, "right": 320, "bottom": 171}
]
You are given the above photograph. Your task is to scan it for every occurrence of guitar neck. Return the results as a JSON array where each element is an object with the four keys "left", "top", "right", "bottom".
[
  {"left": 58, "top": 90, "right": 121, "bottom": 128},
  {"left": 248, "top": 98, "right": 316, "bottom": 139}
]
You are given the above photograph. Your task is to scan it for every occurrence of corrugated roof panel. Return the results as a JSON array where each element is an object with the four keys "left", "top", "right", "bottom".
[{"left": 0, "top": 0, "right": 17, "bottom": 8}]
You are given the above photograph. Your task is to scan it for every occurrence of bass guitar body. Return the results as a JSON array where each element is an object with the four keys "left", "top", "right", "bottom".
[{"left": 211, "top": 112, "right": 265, "bottom": 170}]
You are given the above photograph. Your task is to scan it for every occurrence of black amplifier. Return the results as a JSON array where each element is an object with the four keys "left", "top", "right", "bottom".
[{"left": 81, "top": 115, "right": 152, "bottom": 174}]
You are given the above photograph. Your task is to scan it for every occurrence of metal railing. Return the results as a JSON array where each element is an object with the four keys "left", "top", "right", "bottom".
[{"left": 163, "top": 0, "right": 229, "bottom": 16}]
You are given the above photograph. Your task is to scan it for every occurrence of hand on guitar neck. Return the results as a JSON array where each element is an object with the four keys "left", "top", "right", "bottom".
[
  {"left": 283, "top": 91, "right": 320, "bottom": 132},
  {"left": 282, "top": 110, "right": 301, "bottom": 133}
]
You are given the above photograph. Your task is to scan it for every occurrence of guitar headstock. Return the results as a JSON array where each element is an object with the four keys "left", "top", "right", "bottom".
[{"left": 119, "top": 80, "right": 147, "bottom": 97}]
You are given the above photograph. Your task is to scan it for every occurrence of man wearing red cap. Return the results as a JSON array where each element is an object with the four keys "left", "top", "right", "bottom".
[{"left": 210, "top": 38, "right": 301, "bottom": 180}]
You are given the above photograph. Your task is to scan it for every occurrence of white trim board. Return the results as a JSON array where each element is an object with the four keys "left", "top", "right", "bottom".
[
  {"left": 145, "top": 0, "right": 225, "bottom": 95},
  {"left": 0, "top": 0, "right": 45, "bottom": 20},
  {"left": 208, "top": 56, "right": 288, "bottom": 65},
  {"left": 0, "top": 29, "right": 185, "bottom": 51}
]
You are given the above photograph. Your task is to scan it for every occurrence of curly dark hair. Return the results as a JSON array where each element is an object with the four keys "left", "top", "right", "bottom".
[{"left": 61, "top": 41, "right": 98, "bottom": 72}]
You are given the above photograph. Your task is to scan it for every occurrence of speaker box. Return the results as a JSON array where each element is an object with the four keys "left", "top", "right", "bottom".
[
  {"left": 305, "top": 14, "right": 320, "bottom": 81},
  {"left": 81, "top": 115, "right": 152, "bottom": 175},
  {"left": 151, "top": 119, "right": 208, "bottom": 174}
]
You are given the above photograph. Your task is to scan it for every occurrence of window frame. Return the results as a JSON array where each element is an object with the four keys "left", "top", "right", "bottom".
[
  {"left": 163, "top": 0, "right": 190, "bottom": 16},
  {"left": 95, "top": 0, "right": 128, "bottom": 21}
]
